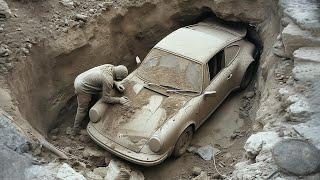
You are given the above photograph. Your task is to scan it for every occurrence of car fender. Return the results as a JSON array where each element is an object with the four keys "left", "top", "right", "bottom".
[{"left": 154, "top": 101, "right": 198, "bottom": 153}]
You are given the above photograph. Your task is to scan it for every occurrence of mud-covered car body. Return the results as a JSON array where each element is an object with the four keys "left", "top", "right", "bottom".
[{"left": 87, "top": 21, "right": 256, "bottom": 166}]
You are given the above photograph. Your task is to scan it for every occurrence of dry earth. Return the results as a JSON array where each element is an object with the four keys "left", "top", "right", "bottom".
[{"left": 0, "top": 0, "right": 319, "bottom": 179}]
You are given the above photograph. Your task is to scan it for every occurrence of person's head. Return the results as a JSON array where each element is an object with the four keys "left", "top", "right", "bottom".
[{"left": 114, "top": 65, "right": 128, "bottom": 80}]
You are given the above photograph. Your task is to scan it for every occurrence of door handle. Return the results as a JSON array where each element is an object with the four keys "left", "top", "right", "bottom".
[{"left": 227, "top": 74, "right": 232, "bottom": 80}]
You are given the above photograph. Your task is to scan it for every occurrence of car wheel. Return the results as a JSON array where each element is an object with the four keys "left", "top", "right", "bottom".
[
  {"left": 240, "top": 62, "right": 256, "bottom": 90},
  {"left": 172, "top": 126, "right": 193, "bottom": 157}
]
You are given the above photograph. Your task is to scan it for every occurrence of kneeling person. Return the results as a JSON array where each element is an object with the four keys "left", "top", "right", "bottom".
[{"left": 73, "top": 64, "right": 129, "bottom": 134}]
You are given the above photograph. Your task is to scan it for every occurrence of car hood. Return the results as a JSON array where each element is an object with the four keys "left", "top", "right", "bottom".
[{"left": 90, "top": 77, "right": 192, "bottom": 153}]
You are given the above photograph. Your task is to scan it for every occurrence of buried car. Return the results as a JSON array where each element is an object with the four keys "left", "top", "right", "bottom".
[{"left": 87, "top": 21, "right": 258, "bottom": 166}]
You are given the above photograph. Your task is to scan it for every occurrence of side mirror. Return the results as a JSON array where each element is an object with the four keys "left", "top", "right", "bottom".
[
  {"left": 204, "top": 91, "right": 216, "bottom": 96},
  {"left": 136, "top": 56, "right": 141, "bottom": 65}
]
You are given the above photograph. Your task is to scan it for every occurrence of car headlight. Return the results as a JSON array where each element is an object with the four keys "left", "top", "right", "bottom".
[{"left": 148, "top": 136, "right": 162, "bottom": 153}]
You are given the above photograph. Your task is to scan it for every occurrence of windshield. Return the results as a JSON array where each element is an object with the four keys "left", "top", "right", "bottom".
[{"left": 137, "top": 49, "right": 203, "bottom": 92}]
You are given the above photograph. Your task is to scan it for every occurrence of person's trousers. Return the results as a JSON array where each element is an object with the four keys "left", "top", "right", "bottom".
[{"left": 74, "top": 92, "right": 92, "bottom": 129}]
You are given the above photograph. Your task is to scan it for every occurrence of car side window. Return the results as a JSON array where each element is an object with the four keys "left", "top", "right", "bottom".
[
  {"left": 224, "top": 45, "right": 240, "bottom": 66},
  {"left": 207, "top": 50, "right": 225, "bottom": 81}
]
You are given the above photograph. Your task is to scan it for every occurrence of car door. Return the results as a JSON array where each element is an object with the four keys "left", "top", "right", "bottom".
[
  {"left": 197, "top": 50, "right": 230, "bottom": 124},
  {"left": 224, "top": 44, "right": 241, "bottom": 90}
]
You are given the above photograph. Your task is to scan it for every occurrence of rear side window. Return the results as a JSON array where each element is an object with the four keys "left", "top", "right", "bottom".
[{"left": 225, "top": 45, "right": 240, "bottom": 66}]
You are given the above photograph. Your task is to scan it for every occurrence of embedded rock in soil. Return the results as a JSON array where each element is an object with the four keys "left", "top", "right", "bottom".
[
  {"left": 272, "top": 139, "right": 320, "bottom": 176},
  {"left": 279, "top": 0, "right": 320, "bottom": 33},
  {"left": 282, "top": 23, "right": 320, "bottom": 57},
  {"left": 0, "top": 0, "right": 11, "bottom": 19},
  {"left": 293, "top": 47, "right": 320, "bottom": 83},
  {"left": 244, "top": 131, "right": 281, "bottom": 160},
  {"left": 105, "top": 160, "right": 144, "bottom": 180},
  {"left": 25, "top": 163, "right": 85, "bottom": 180},
  {"left": 93, "top": 166, "right": 108, "bottom": 178},
  {"left": 192, "top": 166, "right": 202, "bottom": 176}
]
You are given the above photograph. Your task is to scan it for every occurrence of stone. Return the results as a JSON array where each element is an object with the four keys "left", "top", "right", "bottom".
[
  {"left": 292, "top": 47, "right": 320, "bottom": 83},
  {"left": 244, "top": 91, "right": 255, "bottom": 99},
  {"left": 104, "top": 160, "right": 144, "bottom": 180},
  {"left": 244, "top": 131, "right": 281, "bottom": 160},
  {"left": 79, "top": 134, "right": 91, "bottom": 143},
  {"left": 60, "top": 0, "right": 74, "bottom": 8},
  {"left": 0, "top": 44, "right": 11, "bottom": 57},
  {"left": 86, "top": 171, "right": 103, "bottom": 180},
  {"left": 74, "top": 13, "right": 88, "bottom": 22},
  {"left": 191, "top": 171, "right": 209, "bottom": 180},
  {"left": 287, "top": 99, "right": 312, "bottom": 121},
  {"left": 293, "top": 118, "right": 320, "bottom": 150},
  {"left": 272, "top": 139, "right": 320, "bottom": 176},
  {"left": 93, "top": 167, "right": 108, "bottom": 177},
  {"left": 279, "top": 0, "right": 320, "bottom": 33},
  {"left": 82, "top": 147, "right": 105, "bottom": 158},
  {"left": 0, "top": 0, "right": 11, "bottom": 18},
  {"left": 188, "top": 145, "right": 220, "bottom": 161},
  {"left": 56, "top": 163, "right": 86, "bottom": 180},
  {"left": 192, "top": 166, "right": 202, "bottom": 176},
  {"left": 66, "top": 127, "right": 73, "bottom": 135},
  {"left": 282, "top": 23, "right": 320, "bottom": 57},
  {"left": 64, "top": 147, "right": 72, "bottom": 153}
]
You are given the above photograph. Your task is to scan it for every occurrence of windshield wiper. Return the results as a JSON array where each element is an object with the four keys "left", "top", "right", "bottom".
[
  {"left": 147, "top": 82, "right": 180, "bottom": 90},
  {"left": 166, "top": 89, "right": 198, "bottom": 94}
]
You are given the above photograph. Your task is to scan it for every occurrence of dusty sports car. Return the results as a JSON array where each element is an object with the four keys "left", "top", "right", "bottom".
[{"left": 87, "top": 21, "right": 258, "bottom": 166}]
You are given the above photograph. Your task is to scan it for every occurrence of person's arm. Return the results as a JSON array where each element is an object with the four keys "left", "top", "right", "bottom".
[
  {"left": 101, "top": 76, "right": 122, "bottom": 104},
  {"left": 114, "top": 81, "right": 125, "bottom": 93}
]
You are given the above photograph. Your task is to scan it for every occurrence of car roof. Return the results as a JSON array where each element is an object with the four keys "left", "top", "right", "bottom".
[{"left": 154, "top": 21, "right": 246, "bottom": 64}]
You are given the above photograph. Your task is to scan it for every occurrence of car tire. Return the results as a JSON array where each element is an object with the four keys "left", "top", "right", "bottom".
[
  {"left": 240, "top": 62, "right": 256, "bottom": 90},
  {"left": 172, "top": 126, "right": 193, "bottom": 157}
]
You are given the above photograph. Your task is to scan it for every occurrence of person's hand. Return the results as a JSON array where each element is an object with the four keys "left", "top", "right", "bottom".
[
  {"left": 119, "top": 96, "right": 131, "bottom": 105},
  {"left": 115, "top": 82, "right": 125, "bottom": 93}
]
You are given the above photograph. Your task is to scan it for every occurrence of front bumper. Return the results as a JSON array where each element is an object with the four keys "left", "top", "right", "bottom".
[{"left": 87, "top": 123, "right": 170, "bottom": 166}]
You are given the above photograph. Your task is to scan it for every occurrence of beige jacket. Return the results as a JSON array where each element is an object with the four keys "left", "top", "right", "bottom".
[{"left": 74, "top": 64, "right": 121, "bottom": 103}]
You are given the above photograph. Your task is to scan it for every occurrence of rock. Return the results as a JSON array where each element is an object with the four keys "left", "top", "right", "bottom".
[
  {"left": 21, "top": 47, "right": 30, "bottom": 55},
  {"left": 192, "top": 166, "right": 202, "bottom": 176},
  {"left": 26, "top": 163, "right": 85, "bottom": 180},
  {"left": 60, "top": 0, "right": 74, "bottom": 8},
  {"left": 287, "top": 99, "right": 312, "bottom": 121},
  {"left": 104, "top": 160, "right": 144, "bottom": 180},
  {"left": 244, "top": 91, "right": 255, "bottom": 99},
  {"left": 272, "top": 139, "right": 320, "bottom": 176},
  {"left": 79, "top": 134, "right": 91, "bottom": 143},
  {"left": 0, "top": 0, "right": 11, "bottom": 19},
  {"left": 244, "top": 131, "right": 281, "bottom": 160},
  {"left": 293, "top": 118, "right": 320, "bottom": 150},
  {"left": 66, "top": 127, "right": 73, "bottom": 135},
  {"left": 86, "top": 171, "right": 103, "bottom": 180},
  {"left": 0, "top": 27, "right": 3, "bottom": 33},
  {"left": 56, "top": 163, "right": 86, "bottom": 180},
  {"left": 188, "top": 145, "right": 220, "bottom": 161},
  {"left": 64, "top": 147, "right": 72, "bottom": 153},
  {"left": 281, "top": 23, "right": 320, "bottom": 57},
  {"left": 0, "top": 44, "right": 11, "bottom": 57},
  {"left": 292, "top": 47, "right": 320, "bottom": 83},
  {"left": 93, "top": 167, "right": 108, "bottom": 177},
  {"left": 74, "top": 13, "right": 88, "bottom": 22},
  {"left": 82, "top": 147, "right": 105, "bottom": 158},
  {"left": 279, "top": 0, "right": 320, "bottom": 33},
  {"left": 191, "top": 171, "right": 209, "bottom": 180}
]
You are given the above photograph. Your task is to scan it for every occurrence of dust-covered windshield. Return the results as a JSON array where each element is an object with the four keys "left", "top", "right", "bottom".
[{"left": 137, "top": 49, "right": 203, "bottom": 92}]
